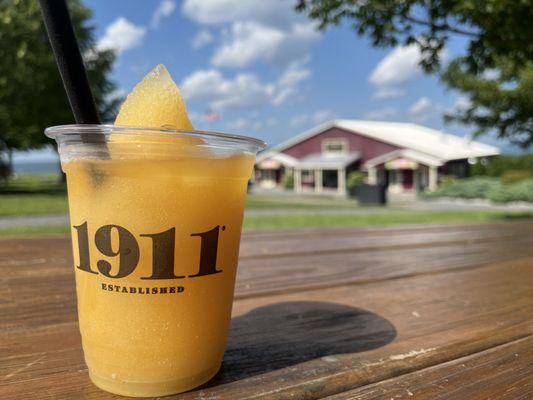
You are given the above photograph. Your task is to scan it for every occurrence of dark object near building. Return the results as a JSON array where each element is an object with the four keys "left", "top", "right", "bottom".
[{"left": 352, "top": 184, "right": 387, "bottom": 205}]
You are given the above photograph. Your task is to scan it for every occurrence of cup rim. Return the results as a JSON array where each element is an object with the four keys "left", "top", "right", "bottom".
[{"left": 45, "top": 124, "right": 267, "bottom": 150}]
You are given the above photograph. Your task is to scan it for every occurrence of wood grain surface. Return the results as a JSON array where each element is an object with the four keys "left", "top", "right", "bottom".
[{"left": 1, "top": 221, "right": 532, "bottom": 399}]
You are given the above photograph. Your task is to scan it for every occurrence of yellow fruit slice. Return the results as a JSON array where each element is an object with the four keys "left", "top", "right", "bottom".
[{"left": 115, "top": 64, "right": 193, "bottom": 130}]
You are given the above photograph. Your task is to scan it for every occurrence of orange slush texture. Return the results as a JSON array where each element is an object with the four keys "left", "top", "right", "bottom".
[{"left": 64, "top": 153, "right": 254, "bottom": 393}]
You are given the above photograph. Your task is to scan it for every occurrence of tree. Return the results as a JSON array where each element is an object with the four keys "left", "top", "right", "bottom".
[
  {"left": 0, "top": 0, "right": 120, "bottom": 175},
  {"left": 296, "top": 0, "right": 533, "bottom": 148}
]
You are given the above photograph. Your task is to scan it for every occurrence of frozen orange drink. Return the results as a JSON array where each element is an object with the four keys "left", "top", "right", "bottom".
[{"left": 45, "top": 65, "right": 265, "bottom": 396}]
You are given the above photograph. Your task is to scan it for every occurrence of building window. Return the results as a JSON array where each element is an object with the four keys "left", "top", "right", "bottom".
[
  {"left": 322, "top": 139, "right": 347, "bottom": 155},
  {"left": 301, "top": 170, "right": 314, "bottom": 184},
  {"left": 389, "top": 170, "right": 403, "bottom": 185},
  {"left": 261, "top": 169, "right": 275, "bottom": 181}
]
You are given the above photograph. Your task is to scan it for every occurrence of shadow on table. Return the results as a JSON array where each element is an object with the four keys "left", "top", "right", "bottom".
[{"left": 211, "top": 301, "right": 396, "bottom": 385}]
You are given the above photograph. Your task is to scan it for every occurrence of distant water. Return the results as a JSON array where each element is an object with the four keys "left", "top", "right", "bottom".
[{"left": 13, "top": 161, "right": 60, "bottom": 174}]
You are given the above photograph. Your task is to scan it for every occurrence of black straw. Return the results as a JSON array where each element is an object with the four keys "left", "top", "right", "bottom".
[{"left": 39, "top": 0, "right": 101, "bottom": 125}]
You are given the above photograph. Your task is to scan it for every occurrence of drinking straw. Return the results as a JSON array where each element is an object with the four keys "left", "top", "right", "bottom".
[{"left": 39, "top": 0, "right": 103, "bottom": 133}]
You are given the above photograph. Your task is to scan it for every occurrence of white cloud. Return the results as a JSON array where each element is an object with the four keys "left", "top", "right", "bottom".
[
  {"left": 182, "top": 0, "right": 297, "bottom": 28},
  {"left": 272, "top": 63, "right": 311, "bottom": 105},
  {"left": 228, "top": 118, "right": 249, "bottom": 131},
  {"left": 368, "top": 44, "right": 424, "bottom": 100},
  {"left": 97, "top": 17, "right": 146, "bottom": 55},
  {"left": 183, "top": 0, "right": 320, "bottom": 69},
  {"left": 181, "top": 64, "right": 310, "bottom": 110},
  {"left": 312, "top": 109, "right": 337, "bottom": 125},
  {"left": 181, "top": 69, "right": 273, "bottom": 109},
  {"left": 289, "top": 109, "right": 336, "bottom": 127},
  {"left": 290, "top": 114, "right": 309, "bottom": 127},
  {"left": 191, "top": 30, "right": 214, "bottom": 49},
  {"left": 453, "top": 96, "right": 471, "bottom": 112},
  {"left": 409, "top": 97, "right": 432, "bottom": 115},
  {"left": 151, "top": 0, "right": 176, "bottom": 29},
  {"left": 212, "top": 22, "right": 284, "bottom": 68},
  {"left": 363, "top": 107, "right": 398, "bottom": 121},
  {"left": 369, "top": 44, "right": 422, "bottom": 88},
  {"left": 372, "top": 87, "right": 405, "bottom": 100},
  {"left": 211, "top": 21, "right": 319, "bottom": 68}
]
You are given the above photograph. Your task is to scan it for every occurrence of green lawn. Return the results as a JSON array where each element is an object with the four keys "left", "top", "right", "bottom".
[
  {"left": 0, "top": 174, "right": 359, "bottom": 217},
  {"left": 243, "top": 210, "right": 533, "bottom": 230},
  {"left": 0, "top": 173, "right": 68, "bottom": 216},
  {"left": 0, "top": 192, "right": 357, "bottom": 217},
  {"left": 245, "top": 193, "right": 359, "bottom": 209},
  {"left": 0, "top": 194, "right": 68, "bottom": 216},
  {"left": 1, "top": 174, "right": 532, "bottom": 236},
  {"left": 1, "top": 210, "right": 532, "bottom": 237}
]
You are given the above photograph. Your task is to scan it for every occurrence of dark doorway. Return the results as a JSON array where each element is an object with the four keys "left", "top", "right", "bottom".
[
  {"left": 322, "top": 170, "right": 338, "bottom": 189},
  {"left": 403, "top": 169, "right": 413, "bottom": 190}
]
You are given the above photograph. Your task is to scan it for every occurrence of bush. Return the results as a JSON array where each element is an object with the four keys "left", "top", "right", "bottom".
[
  {"left": 488, "top": 179, "right": 533, "bottom": 203},
  {"left": 282, "top": 170, "right": 294, "bottom": 189},
  {"left": 347, "top": 171, "right": 365, "bottom": 189},
  {"left": 424, "top": 177, "right": 500, "bottom": 199},
  {"left": 424, "top": 176, "right": 533, "bottom": 203},
  {"left": 500, "top": 170, "right": 532, "bottom": 185},
  {"left": 440, "top": 175, "right": 457, "bottom": 188}
]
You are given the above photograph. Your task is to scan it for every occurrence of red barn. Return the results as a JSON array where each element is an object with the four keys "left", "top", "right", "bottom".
[{"left": 254, "top": 120, "right": 500, "bottom": 196}]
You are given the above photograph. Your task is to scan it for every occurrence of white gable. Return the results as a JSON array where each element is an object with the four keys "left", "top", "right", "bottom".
[{"left": 273, "top": 120, "right": 500, "bottom": 161}]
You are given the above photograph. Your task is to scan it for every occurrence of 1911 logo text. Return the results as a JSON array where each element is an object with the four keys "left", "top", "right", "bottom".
[{"left": 73, "top": 222, "right": 225, "bottom": 280}]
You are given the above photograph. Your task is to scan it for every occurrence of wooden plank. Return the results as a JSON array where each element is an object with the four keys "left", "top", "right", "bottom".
[
  {"left": 324, "top": 336, "right": 533, "bottom": 400},
  {"left": 3, "top": 234, "right": 533, "bottom": 332},
  {"left": 1, "top": 257, "right": 532, "bottom": 399},
  {"left": 239, "top": 221, "right": 533, "bottom": 259},
  {"left": 2, "top": 221, "right": 532, "bottom": 267}
]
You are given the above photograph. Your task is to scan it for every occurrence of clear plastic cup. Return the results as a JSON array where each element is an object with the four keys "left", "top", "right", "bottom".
[{"left": 45, "top": 125, "right": 265, "bottom": 397}]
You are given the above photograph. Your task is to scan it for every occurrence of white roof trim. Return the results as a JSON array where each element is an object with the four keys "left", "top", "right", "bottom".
[
  {"left": 255, "top": 151, "right": 298, "bottom": 167},
  {"left": 272, "top": 119, "right": 500, "bottom": 161},
  {"left": 365, "top": 149, "right": 444, "bottom": 168},
  {"left": 297, "top": 152, "right": 360, "bottom": 170}
]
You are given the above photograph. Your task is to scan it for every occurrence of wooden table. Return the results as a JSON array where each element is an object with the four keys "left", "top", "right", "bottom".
[{"left": 1, "top": 221, "right": 533, "bottom": 399}]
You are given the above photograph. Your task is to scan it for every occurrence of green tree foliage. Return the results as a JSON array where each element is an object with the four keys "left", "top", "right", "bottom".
[
  {"left": 0, "top": 0, "right": 119, "bottom": 165},
  {"left": 296, "top": 0, "right": 533, "bottom": 147},
  {"left": 470, "top": 154, "right": 533, "bottom": 176}
]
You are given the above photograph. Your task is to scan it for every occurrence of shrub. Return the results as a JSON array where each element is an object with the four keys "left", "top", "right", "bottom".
[
  {"left": 282, "top": 170, "right": 294, "bottom": 189},
  {"left": 440, "top": 175, "right": 457, "bottom": 188},
  {"left": 347, "top": 171, "right": 365, "bottom": 189},
  {"left": 423, "top": 177, "right": 500, "bottom": 199},
  {"left": 500, "top": 170, "right": 532, "bottom": 185},
  {"left": 488, "top": 179, "right": 533, "bottom": 203}
]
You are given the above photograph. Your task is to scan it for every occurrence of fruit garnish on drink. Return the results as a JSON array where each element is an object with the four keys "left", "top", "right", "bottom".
[{"left": 115, "top": 64, "right": 193, "bottom": 130}]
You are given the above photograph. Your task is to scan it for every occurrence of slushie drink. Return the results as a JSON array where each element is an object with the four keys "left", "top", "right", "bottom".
[{"left": 46, "top": 65, "right": 265, "bottom": 396}]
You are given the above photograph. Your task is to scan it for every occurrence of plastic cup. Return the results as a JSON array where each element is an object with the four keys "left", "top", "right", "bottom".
[{"left": 45, "top": 125, "right": 265, "bottom": 397}]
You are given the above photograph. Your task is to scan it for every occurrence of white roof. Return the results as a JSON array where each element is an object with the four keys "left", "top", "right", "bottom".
[
  {"left": 365, "top": 149, "right": 444, "bottom": 168},
  {"left": 256, "top": 151, "right": 298, "bottom": 167},
  {"left": 273, "top": 120, "right": 500, "bottom": 161},
  {"left": 298, "top": 152, "right": 360, "bottom": 169}
]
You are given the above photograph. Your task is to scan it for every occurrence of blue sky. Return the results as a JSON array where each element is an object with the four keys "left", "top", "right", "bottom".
[{"left": 16, "top": 0, "right": 522, "bottom": 163}]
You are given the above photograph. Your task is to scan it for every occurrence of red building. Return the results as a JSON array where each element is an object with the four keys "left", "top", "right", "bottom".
[{"left": 254, "top": 120, "right": 500, "bottom": 196}]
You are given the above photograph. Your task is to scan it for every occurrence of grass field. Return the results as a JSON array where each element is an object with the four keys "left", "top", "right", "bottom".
[
  {"left": 1, "top": 173, "right": 533, "bottom": 236},
  {"left": 0, "top": 210, "right": 532, "bottom": 237},
  {"left": 0, "top": 174, "right": 357, "bottom": 217}
]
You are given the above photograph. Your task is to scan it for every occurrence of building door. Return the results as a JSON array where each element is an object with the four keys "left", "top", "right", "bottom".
[
  {"left": 403, "top": 170, "right": 413, "bottom": 190},
  {"left": 323, "top": 170, "right": 338, "bottom": 189}
]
